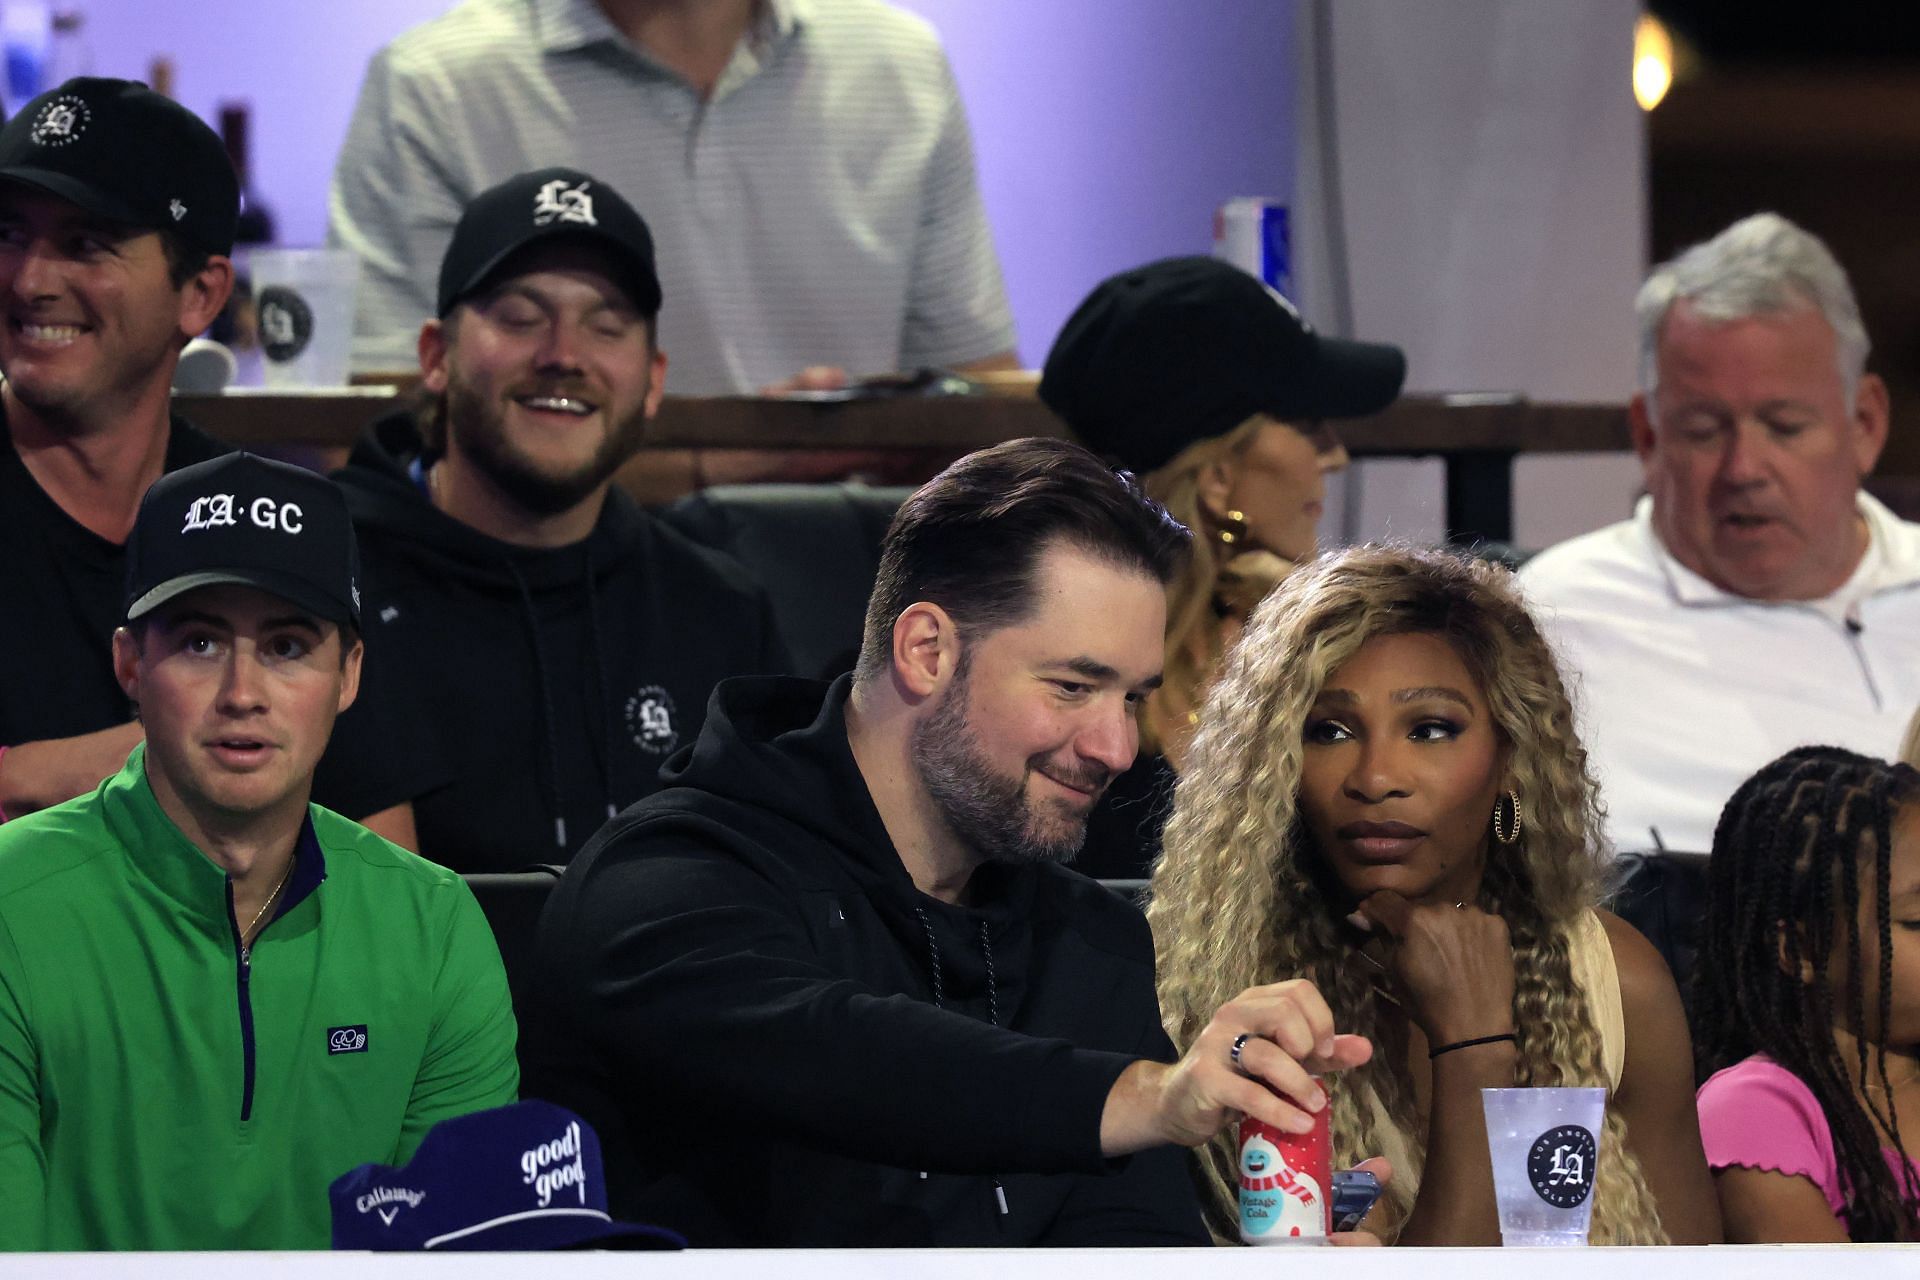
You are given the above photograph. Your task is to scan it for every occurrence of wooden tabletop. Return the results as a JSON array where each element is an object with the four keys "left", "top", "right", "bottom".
[{"left": 174, "top": 388, "right": 1633, "bottom": 456}]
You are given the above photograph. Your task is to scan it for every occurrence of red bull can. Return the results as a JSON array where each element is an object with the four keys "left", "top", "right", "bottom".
[
  {"left": 1212, "top": 198, "right": 1292, "bottom": 299},
  {"left": 1238, "top": 1100, "right": 1330, "bottom": 1244}
]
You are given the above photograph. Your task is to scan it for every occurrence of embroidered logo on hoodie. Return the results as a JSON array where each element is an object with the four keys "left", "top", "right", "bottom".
[{"left": 625, "top": 685, "right": 679, "bottom": 754}]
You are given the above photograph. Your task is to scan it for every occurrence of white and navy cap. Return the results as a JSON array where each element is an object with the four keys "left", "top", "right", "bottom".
[
  {"left": 124, "top": 453, "right": 361, "bottom": 630},
  {"left": 329, "top": 1101, "right": 685, "bottom": 1251},
  {"left": 436, "top": 167, "right": 662, "bottom": 317}
]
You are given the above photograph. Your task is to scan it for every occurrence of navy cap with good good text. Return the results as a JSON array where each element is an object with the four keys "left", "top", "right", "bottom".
[
  {"left": 0, "top": 76, "right": 239, "bottom": 258},
  {"left": 437, "top": 167, "right": 662, "bottom": 317},
  {"left": 1040, "top": 256, "right": 1407, "bottom": 474},
  {"left": 330, "top": 1101, "right": 686, "bottom": 1251},
  {"left": 124, "top": 453, "right": 360, "bottom": 629}
]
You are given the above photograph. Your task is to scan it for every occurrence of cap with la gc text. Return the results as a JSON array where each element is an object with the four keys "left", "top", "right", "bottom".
[{"left": 124, "top": 452, "right": 360, "bottom": 630}]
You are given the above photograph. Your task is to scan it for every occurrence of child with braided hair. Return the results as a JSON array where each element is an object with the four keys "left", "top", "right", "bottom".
[
  {"left": 1150, "top": 544, "right": 1719, "bottom": 1244},
  {"left": 1696, "top": 746, "right": 1920, "bottom": 1241}
]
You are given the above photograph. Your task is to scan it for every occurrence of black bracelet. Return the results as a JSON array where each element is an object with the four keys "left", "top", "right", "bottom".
[{"left": 1428, "top": 1032, "right": 1518, "bottom": 1060}]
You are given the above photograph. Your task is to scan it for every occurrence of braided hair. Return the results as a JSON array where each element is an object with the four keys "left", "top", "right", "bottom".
[{"left": 1695, "top": 746, "right": 1920, "bottom": 1241}]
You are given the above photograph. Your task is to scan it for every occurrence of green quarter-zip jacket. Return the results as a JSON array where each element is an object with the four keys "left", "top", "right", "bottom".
[{"left": 0, "top": 745, "right": 519, "bottom": 1251}]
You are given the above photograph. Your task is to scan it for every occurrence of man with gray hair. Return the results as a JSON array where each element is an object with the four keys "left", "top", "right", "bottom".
[{"left": 1520, "top": 212, "right": 1920, "bottom": 854}]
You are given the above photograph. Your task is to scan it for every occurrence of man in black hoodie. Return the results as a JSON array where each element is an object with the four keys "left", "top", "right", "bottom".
[
  {"left": 524, "top": 438, "right": 1374, "bottom": 1246},
  {"left": 311, "top": 169, "right": 788, "bottom": 867}
]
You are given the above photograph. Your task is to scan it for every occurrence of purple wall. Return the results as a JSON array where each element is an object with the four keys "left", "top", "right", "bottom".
[
  {"left": 63, "top": 0, "right": 1295, "bottom": 364},
  {"left": 903, "top": 1, "right": 1296, "bottom": 359}
]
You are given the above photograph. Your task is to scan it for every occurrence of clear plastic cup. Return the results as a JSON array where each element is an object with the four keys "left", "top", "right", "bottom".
[
  {"left": 1480, "top": 1087, "right": 1606, "bottom": 1246},
  {"left": 251, "top": 248, "right": 360, "bottom": 388}
]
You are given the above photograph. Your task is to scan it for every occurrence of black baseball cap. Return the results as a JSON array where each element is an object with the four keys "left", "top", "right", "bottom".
[
  {"left": 124, "top": 453, "right": 361, "bottom": 630},
  {"left": 0, "top": 76, "right": 239, "bottom": 258},
  {"left": 1039, "top": 256, "right": 1407, "bottom": 474},
  {"left": 437, "top": 167, "right": 662, "bottom": 317}
]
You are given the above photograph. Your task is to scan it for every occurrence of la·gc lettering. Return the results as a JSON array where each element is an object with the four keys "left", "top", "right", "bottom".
[{"left": 182, "top": 494, "right": 305, "bottom": 534}]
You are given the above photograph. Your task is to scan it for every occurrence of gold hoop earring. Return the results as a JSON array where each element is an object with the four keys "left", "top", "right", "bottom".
[
  {"left": 1215, "top": 509, "right": 1248, "bottom": 547},
  {"left": 1493, "top": 789, "right": 1522, "bottom": 845}
]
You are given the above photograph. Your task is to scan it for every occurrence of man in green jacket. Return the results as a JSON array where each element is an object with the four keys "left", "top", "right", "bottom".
[{"left": 0, "top": 452, "right": 519, "bottom": 1251}]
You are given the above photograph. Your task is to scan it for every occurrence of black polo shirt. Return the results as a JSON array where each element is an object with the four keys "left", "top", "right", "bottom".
[{"left": 0, "top": 408, "right": 227, "bottom": 747}]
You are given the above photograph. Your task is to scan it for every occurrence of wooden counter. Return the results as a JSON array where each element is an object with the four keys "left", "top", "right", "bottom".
[{"left": 175, "top": 389, "right": 1633, "bottom": 541}]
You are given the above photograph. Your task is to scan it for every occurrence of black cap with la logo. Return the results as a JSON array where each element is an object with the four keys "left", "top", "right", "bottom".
[
  {"left": 436, "top": 167, "right": 662, "bottom": 317},
  {"left": 0, "top": 76, "right": 239, "bottom": 258},
  {"left": 124, "top": 453, "right": 361, "bottom": 630}
]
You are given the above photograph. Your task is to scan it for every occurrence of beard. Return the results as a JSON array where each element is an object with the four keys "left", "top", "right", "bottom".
[
  {"left": 443, "top": 373, "right": 650, "bottom": 517},
  {"left": 910, "top": 655, "right": 1110, "bottom": 867}
]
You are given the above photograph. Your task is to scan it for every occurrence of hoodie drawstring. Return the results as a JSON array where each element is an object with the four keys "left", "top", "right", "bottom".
[
  {"left": 508, "top": 563, "right": 569, "bottom": 850},
  {"left": 912, "top": 908, "right": 1009, "bottom": 1217},
  {"left": 582, "top": 540, "right": 617, "bottom": 823}
]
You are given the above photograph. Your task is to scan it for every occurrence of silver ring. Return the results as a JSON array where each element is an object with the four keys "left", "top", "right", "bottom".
[{"left": 1230, "top": 1032, "right": 1253, "bottom": 1071}]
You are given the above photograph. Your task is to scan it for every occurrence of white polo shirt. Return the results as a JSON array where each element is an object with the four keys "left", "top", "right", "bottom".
[
  {"left": 1518, "top": 494, "right": 1920, "bottom": 854},
  {"left": 328, "top": 0, "right": 1015, "bottom": 392}
]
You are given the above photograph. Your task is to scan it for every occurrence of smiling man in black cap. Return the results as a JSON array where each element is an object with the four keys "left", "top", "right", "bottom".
[
  {"left": 312, "top": 167, "right": 787, "bottom": 870},
  {"left": 0, "top": 452, "right": 518, "bottom": 1250},
  {"left": 0, "top": 76, "right": 239, "bottom": 823}
]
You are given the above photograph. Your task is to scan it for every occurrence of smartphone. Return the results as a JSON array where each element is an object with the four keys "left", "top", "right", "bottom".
[{"left": 1330, "top": 1169, "right": 1384, "bottom": 1233}]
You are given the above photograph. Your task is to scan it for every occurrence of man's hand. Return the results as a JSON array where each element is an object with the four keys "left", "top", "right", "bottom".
[
  {"left": 0, "top": 723, "right": 143, "bottom": 819},
  {"left": 1100, "top": 978, "right": 1371, "bottom": 1156}
]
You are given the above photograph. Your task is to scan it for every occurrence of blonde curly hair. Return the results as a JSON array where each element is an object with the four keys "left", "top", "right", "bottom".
[
  {"left": 1140, "top": 414, "right": 1290, "bottom": 759},
  {"left": 1148, "top": 543, "right": 1667, "bottom": 1245}
]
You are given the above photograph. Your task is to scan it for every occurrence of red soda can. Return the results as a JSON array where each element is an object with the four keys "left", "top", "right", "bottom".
[{"left": 1237, "top": 1094, "right": 1331, "bottom": 1244}]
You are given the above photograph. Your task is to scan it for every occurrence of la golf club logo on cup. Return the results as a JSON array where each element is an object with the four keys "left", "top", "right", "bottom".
[
  {"left": 1526, "top": 1124, "right": 1596, "bottom": 1208},
  {"left": 259, "top": 286, "right": 315, "bottom": 363}
]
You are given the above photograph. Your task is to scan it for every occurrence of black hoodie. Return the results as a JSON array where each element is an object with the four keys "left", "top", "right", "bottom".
[
  {"left": 311, "top": 410, "right": 789, "bottom": 870},
  {"left": 521, "top": 675, "right": 1209, "bottom": 1247}
]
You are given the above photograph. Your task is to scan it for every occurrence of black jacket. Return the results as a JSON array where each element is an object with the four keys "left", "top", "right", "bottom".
[
  {"left": 0, "top": 410, "right": 225, "bottom": 747},
  {"left": 311, "top": 410, "right": 790, "bottom": 870},
  {"left": 522, "top": 675, "right": 1208, "bottom": 1247},
  {"left": 1078, "top": 752, "right": 1177, "bottom": 882}
]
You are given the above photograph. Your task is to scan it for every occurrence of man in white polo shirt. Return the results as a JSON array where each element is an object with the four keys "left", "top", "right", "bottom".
[
  {"left": 328, "top": 0, "right": 1016, "bottom": 394},
  {"left": 1520, "top": 212, "right": 1920, "bottom": 855}
]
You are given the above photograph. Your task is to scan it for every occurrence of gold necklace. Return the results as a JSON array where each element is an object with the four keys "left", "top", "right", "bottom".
[{"left": 241, "top": 862, "right": 294, "bottom": 947}]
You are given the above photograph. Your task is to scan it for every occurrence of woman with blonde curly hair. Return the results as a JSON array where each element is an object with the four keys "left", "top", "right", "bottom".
[
  {"left": 1040, "top": 256, "right": 1404, "bottom": 879},
  {"left": 1150, "top": 544, "right": 1720, "bottom": 1245}
]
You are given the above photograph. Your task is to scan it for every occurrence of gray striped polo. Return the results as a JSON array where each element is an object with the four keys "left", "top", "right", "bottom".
[{"left": 328, "top": 0, "right": 1016, "bottom": 393}]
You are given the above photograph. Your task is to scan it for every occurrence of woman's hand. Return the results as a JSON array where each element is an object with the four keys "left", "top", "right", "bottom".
[
  {"left": 1350, "top": 890, "right": 1516, "bottom": 1045},
  {"left": 1329, "top": 1156, "right": 1394, "bottom": 1246}
]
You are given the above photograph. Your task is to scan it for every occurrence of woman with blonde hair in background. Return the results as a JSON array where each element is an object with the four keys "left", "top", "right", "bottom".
[
  {"left": 1149, "top": 544, "right": 1720, "bottom": 1244},
  {"left": 1039, "top": 256, "right": 1405, "bottom": 879}
]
